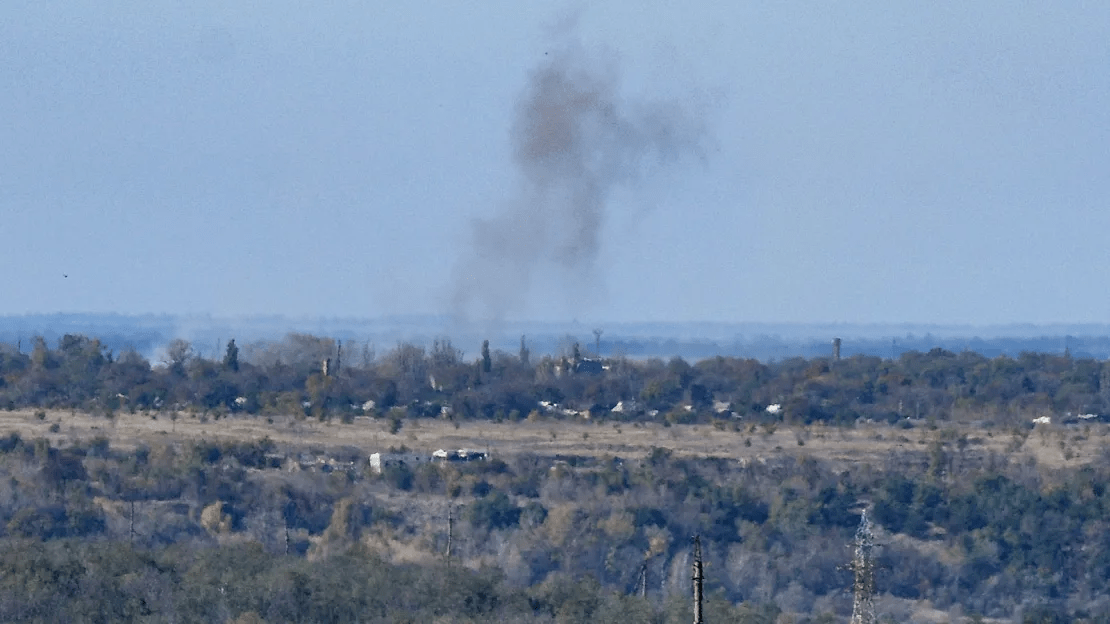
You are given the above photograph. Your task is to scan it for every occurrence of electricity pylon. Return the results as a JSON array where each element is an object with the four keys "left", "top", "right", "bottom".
[{"left": 849, "top": 510, "right": 876, "bottom": 624}]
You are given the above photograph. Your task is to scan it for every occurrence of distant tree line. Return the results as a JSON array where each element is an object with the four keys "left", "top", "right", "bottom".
[
  {"left": 1, "top": 333, "right": 1108, "bottom": 427},
  {"left": 10, "top": 313, "right": 1110, "bottom": 361}
]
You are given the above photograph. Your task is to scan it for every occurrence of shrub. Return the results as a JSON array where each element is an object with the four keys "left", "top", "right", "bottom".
[{"left": 467, "top": 491, "right": 520, "bottom": 530}]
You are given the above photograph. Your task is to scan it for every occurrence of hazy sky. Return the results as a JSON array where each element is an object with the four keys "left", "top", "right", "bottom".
[{"left": 3, "top": 2, "right": 1108, "bottom": 325}]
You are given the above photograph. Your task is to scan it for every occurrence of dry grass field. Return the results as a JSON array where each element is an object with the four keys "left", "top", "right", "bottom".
[{"left": 2, "top": 408, "right": 1106, "bottom": 471}]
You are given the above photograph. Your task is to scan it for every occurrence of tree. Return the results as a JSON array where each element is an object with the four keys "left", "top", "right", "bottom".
[
  {"left": 223, "top": 339, "right": 240, "bottom": 372},
  {"left": 467, "top": 491, "right": 520, "bottom": 530},
  {"left": 481, "top": 340, "right": 492, "bottom": 374},
  {"left": 305, "top": 373, "right": 332, "bottom": 420},
  {"left": 378, "top": 342, "right": 427, "bottom": 401},
  {"left": 164, "top": 339, "right": 193, "bottom": 377},
  {"left": 30, "top": 336, "right": 54, "bottom": 371}
]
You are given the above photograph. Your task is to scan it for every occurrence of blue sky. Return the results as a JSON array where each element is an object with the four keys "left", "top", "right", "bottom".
[{"left": 2, "top": 2, "right": 1108, "bottom": 325}]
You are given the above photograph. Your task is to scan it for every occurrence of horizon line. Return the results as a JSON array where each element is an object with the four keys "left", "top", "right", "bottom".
[{"left": 3, "top": 311, "right": 1110, "bottom": 329}]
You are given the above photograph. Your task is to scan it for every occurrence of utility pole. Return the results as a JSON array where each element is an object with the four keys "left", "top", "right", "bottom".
[
  {"left": 692, "top": 535, "right": 704, "bottom": 624},
  {"left": 446, "top": 505, "right": 454, "bottom": 566},
  {"left": 129, "top": 500, "right": 135, "bottom": 546},
  {"left": 637, "top": 561, "right": 648, "bottom": 599},
  {"left": 336, "top": 340, "right": 342, "bottom": 375}
]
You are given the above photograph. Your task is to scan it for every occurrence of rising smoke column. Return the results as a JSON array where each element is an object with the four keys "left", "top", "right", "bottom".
[{"left": 452, "top": 39, "right": 705, "bottom": 320}]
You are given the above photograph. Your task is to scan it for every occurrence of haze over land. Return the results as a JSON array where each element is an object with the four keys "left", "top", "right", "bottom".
[
  {"left": 7, "top": 313, "right": 1110, "bottom": 365},
  {"left": 3, "top": 3, "right": 1109, "bottom": 326}
]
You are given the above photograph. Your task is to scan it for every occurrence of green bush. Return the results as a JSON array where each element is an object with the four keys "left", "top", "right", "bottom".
[{"left": 467, "top": 491, "right": 521, "bottom": 530}]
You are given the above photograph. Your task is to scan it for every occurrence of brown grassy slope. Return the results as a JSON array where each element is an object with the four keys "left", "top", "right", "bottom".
[{"left": 1, "top": 409, "right": 1105, "bottom": 471}]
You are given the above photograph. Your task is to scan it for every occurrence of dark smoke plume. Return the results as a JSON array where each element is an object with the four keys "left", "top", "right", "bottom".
[{"left": 451, "top": 39, "right": 706, "bottom": 320}]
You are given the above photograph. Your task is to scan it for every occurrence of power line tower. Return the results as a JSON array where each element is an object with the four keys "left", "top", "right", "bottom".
[{"left": 849, "top": 510, "right": 877, "bottom": 624}]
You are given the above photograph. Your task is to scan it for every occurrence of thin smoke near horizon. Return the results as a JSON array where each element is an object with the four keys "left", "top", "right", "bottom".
[{"left": 450, "top": 37, "right": 707, "bottom": 322}]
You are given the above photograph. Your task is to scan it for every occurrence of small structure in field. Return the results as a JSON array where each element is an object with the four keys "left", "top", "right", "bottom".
[
  {"left": 369, "top": 451, "right": 432, "bottom": 474},
  {"left": 433, "top": 448, "right": 488, "bottom": 463}
]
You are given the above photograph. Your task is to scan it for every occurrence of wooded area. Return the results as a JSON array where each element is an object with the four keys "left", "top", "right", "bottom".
[
  {"left": 1, "top": 333, "right": 1106, "bottom": 426},
  {"left": 0, "top": 333, "right": 1108, "bottom": 622}
]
